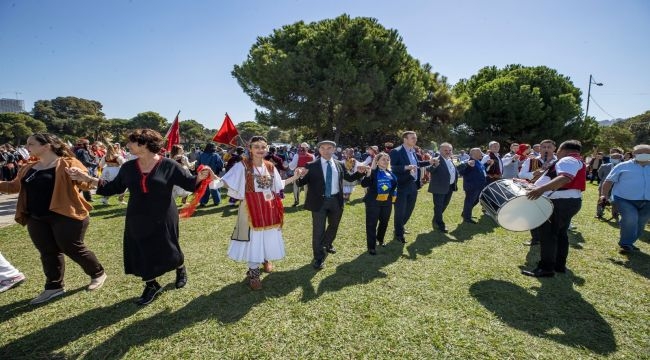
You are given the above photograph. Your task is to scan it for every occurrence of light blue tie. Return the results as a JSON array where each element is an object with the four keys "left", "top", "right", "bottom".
[{"left": 325, "top": 161, "right": 333, "bottom": 197}]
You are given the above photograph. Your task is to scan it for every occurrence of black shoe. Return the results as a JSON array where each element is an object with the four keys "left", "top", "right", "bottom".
[
  {"left": 521, "top": 268, "right": 555, "bottom": 278},
  {"left": 439, "top": 228, "right": 448, "bottom": 233},
  {"left": 619, "top": 245, "right": 638, "bottom": 253},
  {"left": 377, "top": 240, "right": 385, "bottom": 247},
  {"left": 326, "top": 246, "right": 337, "bottom": 254},
  {"left": 175, "top": 266, "right": 187, "bottom": 289},
  {"left": 368, "top": 249, "right": 377, "bottom": 255},
  {"left": 136, "top": 281, "right": 162, "bottom": 305},
  {"left": 312, "top": 259, "right": 325, "bottom": 270},
  {"left": 554, "top": 267, "right": 568, "bottom": 274},
  {"left": 394, "top": 236, "right": 406, "bottom": 244},
  {"left": 292, "top": 202, "right": 299, "bottom": 207},
  {"left": 198, "top": 204, "right": 206, "bottom": 208},
  {"left": 523, "top": 239, "right": 540, "bottom": 246},
  {"left": 463, "top": 219, "right": 478, "bottom": 224}
]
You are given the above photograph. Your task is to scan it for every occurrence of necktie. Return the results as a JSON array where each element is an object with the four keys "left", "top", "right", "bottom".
[{"left": 325, "top": 161, "right": 333, "bottom": 197}]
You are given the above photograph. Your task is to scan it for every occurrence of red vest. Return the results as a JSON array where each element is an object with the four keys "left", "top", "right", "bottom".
[
  {"left": 297, "top": 152, "right": 314, "bottom": 167},
  {"left": 547, "top": 154, "right": 586, "bottom": 191}
]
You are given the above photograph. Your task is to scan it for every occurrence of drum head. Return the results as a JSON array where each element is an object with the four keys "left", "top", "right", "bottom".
[{"left": 497, "top": 196, "right": 553, "bottom": 231}]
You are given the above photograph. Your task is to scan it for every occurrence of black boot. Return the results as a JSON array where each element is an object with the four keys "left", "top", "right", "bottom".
[
  {"left": 175, "top": 266, "right": 187, "bottom": 289},
  {"left": 136, "top": 280, "right": 162, "bottom": 305}
]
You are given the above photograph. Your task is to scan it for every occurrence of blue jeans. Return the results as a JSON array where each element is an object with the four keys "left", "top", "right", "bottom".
[
  {"left": 200, "top": 188, "right": 221, "bottom": 205},
  {"left": 613, "top": 196, "right": 650, "bottom": 247}
]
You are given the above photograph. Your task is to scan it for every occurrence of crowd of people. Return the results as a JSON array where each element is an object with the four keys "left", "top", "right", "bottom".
[{"left": 0, "top": 130, "right": 648, "bottom": 306}]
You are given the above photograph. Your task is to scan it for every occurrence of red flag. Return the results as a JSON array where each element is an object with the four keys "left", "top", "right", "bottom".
[
  {"left": 165, "top": 111, "right": 181, "bottom": 152},
  {"left": 213, "top": 113, "right": 239, "bottom": 146}
]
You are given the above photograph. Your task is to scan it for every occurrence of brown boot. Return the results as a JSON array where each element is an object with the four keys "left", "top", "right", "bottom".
[
  {"left": 262, "top": 260, "right": 273, "bottom": 273},
  {"left": 246, "top": 268, "right": 262, "bottom": 290}
]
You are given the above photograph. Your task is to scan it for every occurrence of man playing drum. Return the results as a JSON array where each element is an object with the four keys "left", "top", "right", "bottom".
[
  {"left": 519, "top": 139, "right": 557, "bottom": 246},
  {"left": 522, "top": 140, "right": 586, "bottom": 277}
]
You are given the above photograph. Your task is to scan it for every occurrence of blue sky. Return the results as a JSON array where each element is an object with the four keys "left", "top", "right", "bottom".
[{"left": 1, "top": 0, "right": 648, "bottom": 129}]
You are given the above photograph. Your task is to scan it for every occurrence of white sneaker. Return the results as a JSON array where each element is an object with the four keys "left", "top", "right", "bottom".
[
  {"left": 88, "top": 273, "right": 107, "bottom": 291},
  {"left": 0, "top": 273, "right": 26, "bottom": 292},
  {"left": 99, "top": 197, "right": 109, "bottom": 205},
  {"left": 30, "top": 288, "right": 65, "bottom": 305}
]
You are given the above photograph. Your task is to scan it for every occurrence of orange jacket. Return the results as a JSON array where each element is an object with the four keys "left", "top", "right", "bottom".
[{"left": 0, "top": 157, "right": 94, "bottom": 225}]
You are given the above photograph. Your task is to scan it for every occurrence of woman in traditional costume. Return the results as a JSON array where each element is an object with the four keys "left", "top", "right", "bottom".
[
  {"left": 210, "top": 136, "right": 302, "bottom": 290},
  {"left": 66, "top": 129, "right": 215, "bottom": 305}
]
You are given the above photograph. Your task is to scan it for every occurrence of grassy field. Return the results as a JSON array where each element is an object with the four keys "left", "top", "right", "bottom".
[{"left": 0, "top": 180, "right": 648, "bottom": 359}]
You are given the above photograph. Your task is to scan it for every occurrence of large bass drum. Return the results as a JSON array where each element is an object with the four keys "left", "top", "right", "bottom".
[{"left": 479, "top": 179, "right": 553, "bottom": 231}]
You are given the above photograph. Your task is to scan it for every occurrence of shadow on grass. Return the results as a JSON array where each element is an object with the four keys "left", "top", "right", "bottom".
[
  {"left": 78, "top": 264, "right": 319, "bottom": 358},
  {"left": 470, "top": 277, "right": 616, "bottom": 355},
  {"left": 569, "top": 230, "right": 585, "bottom": 250},
  {"left": 0, "top": 298, "right": 141, "bottom": 359},
  {"left": 0, "top": 287, "right": 86, "bottom": 324},
  {"left": 316, "top": 243, "right": 402, "bottom": 297},
  {"left": 608, "top": 250, "right": 650, "bottom": 280},
  {"left": 405, "top": 231, "right": 452, "bottom": 260},
  {"left": 448, "top": 215, "right": 495, "bottom": 242}
]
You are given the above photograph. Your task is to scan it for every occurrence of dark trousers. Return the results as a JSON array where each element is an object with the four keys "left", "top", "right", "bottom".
[
  {"left": 365, "top": 205, "right": 392, "bottom": 250},
  {"left": 432, "top": 186, "right": 454, "bottom": 229},
  {"left": 311, "top": 197, "right": 343, "bottom": 261},
  {"left": 461, "top": 187, "right": 482, "bottom": 220},
  {"left": 27, "top": 213, "right": 104, "bottom": 290},
  {"left": 589, "top": 169, "right": 600, "bottom": 184},
  {"left": 393, "top": 182, "right": 417, "bottom": 237},
  {"left": 530, "top": 226, "right": 542, "bottom": 243},
  {"left": 200, "top": 188, "right": 221, "bottom": 205},
  {"left": 537, "top": 198, "right": 582, "bottom": 271}
]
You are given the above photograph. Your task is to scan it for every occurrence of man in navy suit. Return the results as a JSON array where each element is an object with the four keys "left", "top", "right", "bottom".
[
  {"left": 297, "top": 140, "right": 366, "bottom": 269},
  {"left": 427, "top": 142, "right": 459, "bottom": 232},
  {"left": 457, "top": 148, "right": 487, "bottom": 223},
  {"left": 389, "top": 131, "right": 435, "bottom": 243}
]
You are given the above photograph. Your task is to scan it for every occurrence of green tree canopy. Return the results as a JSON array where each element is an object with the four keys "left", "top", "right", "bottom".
[
  {"left": 453, "top": 65, "right": 595, "bottom": 147},
  {"left": 595, "top": 125, "right": 635, "bottom": 152},
  {"left": 0, "top": 113, "right": 47, "bottom": 145},
  {"left": 236, "top": 121, "right": 270, "bottom": 144},
  {"left": 232, "top": 14, "right": 453, "bottom": 144},
  {"left": 615, "top": 110, "right": 650, "bottom": 145},
  {"left": 179, "top": 119, "right": 210, "bottom": 145},
  {"left": 129, "top": 112, "right": 168, "bottom": 133}
]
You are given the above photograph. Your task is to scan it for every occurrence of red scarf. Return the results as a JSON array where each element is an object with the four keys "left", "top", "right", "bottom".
[{"left": 179, "top": 165, "right": 211, "bottom": 218}]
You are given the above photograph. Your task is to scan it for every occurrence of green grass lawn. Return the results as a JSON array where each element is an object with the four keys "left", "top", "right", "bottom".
[{"left": 0, "top": 180, "right": 648, "bottom": 359}]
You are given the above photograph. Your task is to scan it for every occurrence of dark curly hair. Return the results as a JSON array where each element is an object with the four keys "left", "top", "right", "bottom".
[
  {"left": 31, "top": 133, "right": 75, "bottom": 158},
  {"left": 127, "top": 129, "right": 164, "bottom": 154}
]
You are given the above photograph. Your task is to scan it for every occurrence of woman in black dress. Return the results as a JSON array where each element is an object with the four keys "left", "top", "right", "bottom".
[{"left": 67, "top": 129, "right": 215, "bottom": 305}]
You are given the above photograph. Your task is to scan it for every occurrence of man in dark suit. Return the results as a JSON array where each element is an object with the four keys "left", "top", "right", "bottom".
[
  {"left": 457, "top": 148, "right": 487, "bottom": 223},
  {"left": 389, "top": 131, "right": 435, "bottom": 243},
  {"left": 427, "top": 142, "right": 459, "bottom": 232},
  {"left": 297, "top": 140, "right": 366, "bottom": 269}
]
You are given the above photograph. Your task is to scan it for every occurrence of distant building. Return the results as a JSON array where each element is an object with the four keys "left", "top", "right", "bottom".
[{"left": 0, "top": 98, "right": 25, "bottom": 114}]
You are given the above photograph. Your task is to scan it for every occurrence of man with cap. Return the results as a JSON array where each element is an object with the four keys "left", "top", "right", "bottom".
[
  {"left": 289, "top": 142, "right": 315, "bottom": 207},
  {"left": 296, "top": 140, "right": 366, "bottom": 269}
]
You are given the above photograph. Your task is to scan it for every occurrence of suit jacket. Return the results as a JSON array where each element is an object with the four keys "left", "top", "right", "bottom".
[
  {"left": 297, "top": 158, "right": 364, "bottom": 211},
  {"left": 360, "top": 168, "right": 398, "bottom": 207},
  {"left": 389, "top": 145, "right": 431, "bottom": 189},
  {"left": 427, "top": 157, "right": 459, "bottom": 194},
  {"left": 457, "top": 161, "right": 487, "bottom": 192}
]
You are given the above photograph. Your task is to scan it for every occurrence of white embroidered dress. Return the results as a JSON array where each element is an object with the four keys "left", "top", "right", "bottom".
[{"left": 216, "top": 161, "right": 287, "bottom": 263}]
